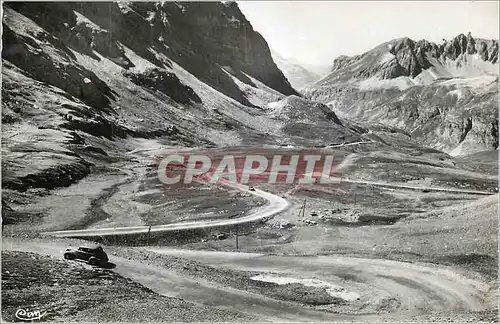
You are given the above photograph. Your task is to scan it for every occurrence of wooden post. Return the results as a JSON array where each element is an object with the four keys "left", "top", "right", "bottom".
[
  {"left": 297, "top": 199, "right": 306, "bottom": 220},
  {"left": 354, "top": 187, "right": 357, "bottom": 206},
  {"left": 147, "top": 225, "right": 151, "bottom": 245}
]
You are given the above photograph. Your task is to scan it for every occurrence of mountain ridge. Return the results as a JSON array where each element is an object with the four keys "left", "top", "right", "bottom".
[
  {"left": 315, "top": 33, "right": 498, "bottom": 88},
  {"left": 4, "top": 2, "right": 299, "bottom": 109},
  {"left": 305, "top": 32, "right": 498, "bottom": 155}
]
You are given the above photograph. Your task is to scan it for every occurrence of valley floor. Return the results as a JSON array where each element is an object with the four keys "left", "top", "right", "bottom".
[{"left": 2, "top": 141, "right": 498, "bottom": 322}]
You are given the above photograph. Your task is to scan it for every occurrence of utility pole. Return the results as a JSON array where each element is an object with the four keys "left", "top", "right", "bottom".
[
  {"left": 147, "top": 225, "right": 151, "bottom": 245},
  {"left": 235, "top": 226, "right": 239, "bottom": 249},
  {"left": 297, "top": 199, "right": 307, "bottom": 220}
]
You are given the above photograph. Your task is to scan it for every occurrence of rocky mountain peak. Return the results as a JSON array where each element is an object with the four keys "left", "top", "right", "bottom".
[
  {"left": 327, "top": 33, "right": 498, "bottom": 83},
  {"left": 306, "top": 32, "right": 498, "bottom": 155},
  {"left": 331, "top": 55, "right": 352, "bottom": 72}
]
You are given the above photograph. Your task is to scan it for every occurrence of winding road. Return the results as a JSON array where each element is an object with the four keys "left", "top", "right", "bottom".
[
  {"left": 4, "top": 239, "right": 494, "bottom": 322},
  {"left": 9, "top": 152, "right": 497, "bottom": 321},
  {"left": 43, "top": 175, "right": 494, "bottom": 238},
  {"left": 43, "top": 180, "right": 289, "bottom": 237},
  {"left": 147, "top": 248, "right": 492, "bottom": 314}
]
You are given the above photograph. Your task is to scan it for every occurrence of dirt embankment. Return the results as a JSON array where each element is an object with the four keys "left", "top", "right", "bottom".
[{"left": 1, "top": 251, "right": 255, "bottom": 322}]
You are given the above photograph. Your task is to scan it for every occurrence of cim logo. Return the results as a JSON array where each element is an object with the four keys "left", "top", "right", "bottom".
[
  {"left": 15, "top": 308, "right": 47, "bottom": 321},
  {"left": 154, "top": 148, "right": 345, "bottom": 186}
]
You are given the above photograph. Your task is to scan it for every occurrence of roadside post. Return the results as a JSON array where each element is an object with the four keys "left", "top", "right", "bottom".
[{"left": 147, "top": 225, "right": 151, "bottom": 245}]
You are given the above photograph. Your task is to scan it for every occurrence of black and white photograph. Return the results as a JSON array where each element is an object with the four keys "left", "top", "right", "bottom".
[{"left": 1, "top": 1, "right": 499, "bottom": 322}]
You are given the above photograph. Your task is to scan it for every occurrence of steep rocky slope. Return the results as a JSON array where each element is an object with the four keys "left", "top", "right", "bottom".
[
  {"left": 4, "top": 2, "right": 298, "bottom": 107},
  {"left": 305, "top": 33, "right": 499, "bottom": 155}
]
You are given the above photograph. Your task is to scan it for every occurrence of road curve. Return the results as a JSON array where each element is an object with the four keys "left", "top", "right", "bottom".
[
  {"left": 144, "top": 248, "right": 493, "bottom": 317},
  {"left": 2, "top": 239, "right": 361, "bottom": 322},
  {"left": 5, "top": 240, "right": 493, "bottom": 321},
  {"left": 44, "top": 175, "right": 494, "bottom": 238},
  {"left": 43, "top": 180, "right": 289, "bottom": 238}
]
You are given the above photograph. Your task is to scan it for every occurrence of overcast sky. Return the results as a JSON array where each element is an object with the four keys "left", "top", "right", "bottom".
[{"left": 238, "top": 1, "right": 499, "bottom": 67}]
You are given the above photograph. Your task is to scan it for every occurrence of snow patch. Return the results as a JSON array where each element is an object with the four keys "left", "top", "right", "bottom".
[
  {"left": 242, "top": 72, "right": 285, "bottom": 97},
  {"left": 266, "top": 101, "right": 280, "bottom": 110},
  {"left": 122, "top": 45, "right": 157, "bottom": 73},
  {"left": 133, "top": 189, "right": 163, "bottom": 197},
  {"left": 74, "top": 11, "right": 104, "bottom": 31},
  {"left": 250, "top": 274, "right": 361, "bottom": 301},
  {"left": 379, "top": 52, "right": 395, "bottom": 64},
  {"left": 358, "top": 76, "right": 415, "bottom": 91},
  {"left": 221, "top": 68, "right": 283, "bottom": 107},
  {"left": 145, "top": 11, "right": 156, "bottom": 22},
  {"left": 117, "top": 2, "right": 134, "bottom": 14},
  {"left": 426, "top": 54, "right": 498, "bottom": 79},
  {"left": 437, "top": 75, "right": 497, "bottom": 88}
]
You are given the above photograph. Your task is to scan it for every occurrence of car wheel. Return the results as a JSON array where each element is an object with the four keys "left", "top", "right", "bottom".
[
  {"left": 88, "top": 257, "right": 99, "bottom": 266},
  {"left": 64, "top": 253, "right": 74, "bottom": 260}
]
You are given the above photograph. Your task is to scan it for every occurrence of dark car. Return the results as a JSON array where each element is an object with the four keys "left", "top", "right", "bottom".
[{"left": 64, "top": 244, "right": 109, "bottom": 266}]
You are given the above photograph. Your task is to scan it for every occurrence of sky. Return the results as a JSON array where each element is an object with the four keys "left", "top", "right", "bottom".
[{"left": 238, "top": 1, "right": 499, "bottom": 67}]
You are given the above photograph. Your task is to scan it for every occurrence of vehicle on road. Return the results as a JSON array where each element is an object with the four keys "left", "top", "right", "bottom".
[
  {"left": 64, "top": 244, "right": 109, "bottom": 266},
  {"left": 215, "top": 233, "right": 227, "bottom": 240},
  {"left": 249, "top": 186, "right": 256, "bottom": 191}
]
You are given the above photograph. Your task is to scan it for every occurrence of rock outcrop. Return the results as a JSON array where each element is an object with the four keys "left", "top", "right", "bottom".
[{"left": 123, "top": 68, "right": 202, "bottom": 105}]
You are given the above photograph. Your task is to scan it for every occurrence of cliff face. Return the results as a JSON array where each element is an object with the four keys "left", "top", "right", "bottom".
[
  {"left": 3, "top": 2, "right": 298, "bottom": 108},
  {"left": 305, "top": 33, "right": 499, "bottom": 155}
]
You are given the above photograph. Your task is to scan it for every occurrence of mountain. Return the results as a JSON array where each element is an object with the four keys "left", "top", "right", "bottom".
[
  {"left": 3, "top": 2, "right": 299, "bottom": 108},
  {"left": 304, "top": 33, "right": 499, "bottom": 155},
  {"left": 270, "top": 49, "right": 321, "bottom": 90},
  {"left": 300, "top": 62, "right": 331, "bottom": 80},
  {"left": 3, "top": 1, "right": 492, "bottom": 206},
  {"left": 2, "top": 1, "right": 356, "bottom": 195}
]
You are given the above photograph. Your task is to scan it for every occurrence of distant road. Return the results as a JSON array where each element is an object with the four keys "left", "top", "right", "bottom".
[
  {"left": 344, "top": 178, "right": 495, "bottom": 195},
  {"left": 326, "top": 141, "right": 373, "bottom": 148}
]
